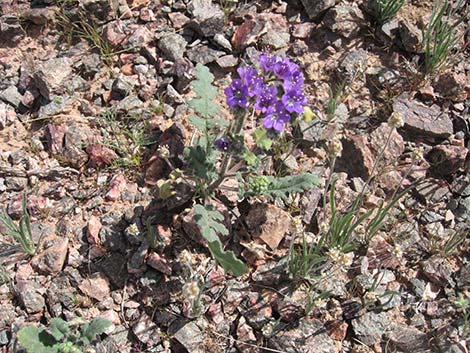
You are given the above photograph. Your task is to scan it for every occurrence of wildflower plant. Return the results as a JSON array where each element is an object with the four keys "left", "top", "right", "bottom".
[
  {"left": 160, "top": 55, "right": 319, "bottom": 276},
  {"left": 16, "top": 317, "right": 111, "bottom": 353}
]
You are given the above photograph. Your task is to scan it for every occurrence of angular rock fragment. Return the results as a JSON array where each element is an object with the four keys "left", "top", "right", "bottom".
[
  {"left": 301, "top": 0, "right": 339, "bottom": 19},
  {"left": 34, "top": 57, "right": 73, "bottom": 100},
  {"left": 393, "top": 97, "right": 453, "bottom": 139}
]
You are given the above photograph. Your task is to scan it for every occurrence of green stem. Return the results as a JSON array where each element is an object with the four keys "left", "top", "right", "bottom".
[{"left": 208, "top": 109, "right": 247, "bottom": 192}]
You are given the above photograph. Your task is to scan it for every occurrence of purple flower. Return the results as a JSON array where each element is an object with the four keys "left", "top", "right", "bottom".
[
  {"left": 254, "top": 84, "right": 278, "bottom": 113},
  {"left": 282, "top": 88, "right": 307, "bottom": 114},
  {"left": 224, "top": 79, "right": 249, "bottom": 108},
  {"left": 258, "top": 54, "right": 277, "bottom": 73},
  {"left": 263, "top": 102, "right": 291, "bottom": 132},
  {"left": 237, "top": 66, "right": 263, "bottom": 97},
  {"left": 215, "top": 137, "right": 230, "bottom": 151},
  {"left": 283, "top": 70, "right": 304, "bottom": 91},
  {"left": 273, "top": 57, "right": 298, "bottom": 80}
]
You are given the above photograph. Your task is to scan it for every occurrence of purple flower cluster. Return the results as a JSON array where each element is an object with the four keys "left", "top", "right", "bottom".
[{"left": 224, "top": 54, "right": 308, "bottom": 132}]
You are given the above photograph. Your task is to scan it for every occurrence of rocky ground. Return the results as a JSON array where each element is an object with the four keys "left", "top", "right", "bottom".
[{"left": 0, "top": 0, "right": 470, "bottom": 352}]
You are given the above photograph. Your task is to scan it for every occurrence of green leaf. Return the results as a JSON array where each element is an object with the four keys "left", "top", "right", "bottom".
[
  {"left": 188, "top": 64, "right": 220, "bottom": 119},
  {"left": 193, "top": 204, "right": 247, "bottom": 276},
  {"left": 262, "top": 173, "right": 320, "bottom": 201},
  {"left": 188, "top": 115, "right": 207, "bottom": 132},
  {"left": 81, "top": 317, "right": 111, "bottom": 343},
  {"left": 253, "top": 128, "right": 272, "bottom": 151},
  {"left": 193, "top": 204, "right": 228, "bottom": 243},
  {"left": 185, "top": 145, "right": 218, "bottom": 181},
  {"left": 242, "top": 150, "right": 259, "bottom": 167},
  {"left": 207, "top": 240, "right": 248, "bottom": 277},
  {"left": 49, "top": 318, "right": 70, "bottom": 341},
  {"left": 17, "top": 326, "right": 58, "bottom": 353}
]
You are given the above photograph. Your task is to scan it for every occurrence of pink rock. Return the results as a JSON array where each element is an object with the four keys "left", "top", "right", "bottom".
[
  {"left": 168, "top": 12, "right": 190, "bottom": 29},
  {"left": 207, "top": 303, "right": 224, "bottom": 325},
  {"left": 245, "top": 203, "right": 291, "bottom": 250},
  {"left": 292, "top": 23, "right": 314, "bottom": 39},
  {"left": 45, "top": 123, "right": 66, "bottom": 154},
  {"left": 32, "top": 237, "right": 69, "bottom": 274},
  {"left": 105, "top": 174, "right": 127, "bottom": 201},
  {"left": 147, "top": 252, "right": 172, "bottom": 275},
  {"left": 87, "top": 216, "right": 102, "bottom": 245},
  {"left": 79, "top": 273, "right": 111, "bottom": 301},
  {"left": 427, "top": 144, "right": 468, "bottom": 176},
  {"left": 102, "top": 21, "right": 127, "bottom": 46},
  {"left": 86, "top": 144, "right": 118, "bottom": 168}
]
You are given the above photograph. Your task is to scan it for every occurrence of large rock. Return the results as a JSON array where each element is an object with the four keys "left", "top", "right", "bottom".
[
  {"left": 393, "top": 97, "right": 453, "bottom": 139},
  {"left": 301, "top": 0, "right": 339, "bottom": 19},
  {"left": 269, "top": 318, "right": 336, "bottom": 353},
  {"left": 399, "top": 20, "right": 424, "bottom": 53},
  {"left": 32, "top": 237, "right": 69, "bottom": 274},
  {"left": 338, "top": 123, "right": 404, "bottom": 179},
  {"left": 187, "top": 0, "right": 225, "bottom": 37},
  {"left": 245, "top": 203, "right": 291, "bottom": 250},
  {"left": 352, "top": 311, "right": 390, "bottom": 345},
  {"left": 324, "top": 3, "right": 365, "bottom": 38},
  {"left": 34, "top": 57, "right": 73, "bottom": 100},
  {"left": 158, "top": 33, "right": 187, "bottom": 61}
]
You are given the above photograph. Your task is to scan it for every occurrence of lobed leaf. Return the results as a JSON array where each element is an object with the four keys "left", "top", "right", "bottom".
[
  {"left": 188, "top": 64, "right": 220, "bottom": 119},
  {"left": 193, "top": 204, "right": 247, "bottom": 276}
]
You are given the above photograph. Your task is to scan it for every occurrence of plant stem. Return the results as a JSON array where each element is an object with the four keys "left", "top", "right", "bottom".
[{"left": 208, "top": 109, "right": 247, "bottom": 192}]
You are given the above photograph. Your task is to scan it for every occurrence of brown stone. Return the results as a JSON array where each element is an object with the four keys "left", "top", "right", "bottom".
[
  {"left": 245, "top": 203, "right": 291, "bottom": 250},
  {"left": 79, "top": 273, "right": 111, "bottom": 301}
]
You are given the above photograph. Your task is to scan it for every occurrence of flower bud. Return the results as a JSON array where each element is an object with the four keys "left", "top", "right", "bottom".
[{"left": 388, "top": 112, "right": 404, "bottom": 129}]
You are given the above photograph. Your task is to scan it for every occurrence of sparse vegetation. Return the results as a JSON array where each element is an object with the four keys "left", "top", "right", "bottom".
[
  {"left": 0, "top": 196, "right": 36, "bottom": 259},
  {"left": 372, "top": 0, "right": 406, "bottom": 26},
  {"left": 424, "top": 0, "right": 466, "bottom": 74}
]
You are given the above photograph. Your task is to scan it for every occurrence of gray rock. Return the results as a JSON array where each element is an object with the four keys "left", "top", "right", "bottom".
[
  {"left": 421, "top": 255, "right": 454, "bottom": 287},
  {"left": 399, "top": 20, "right": 424, "bottom": 53},
  {"left": 79, "top": 53, "right": 101, "bottom": 79},
  {"left": 269, "top": 318, "right": 336, "bottom": 353},
  {"left": 174, "top": 318, "right": 208, "bottom": 353},
  {"left": 458, "top": 263, "right": 470, "bottom": 288},
  {"left": 127, "top": 243, "right": 148, "bottom": 274},
  {"left": 16, "top": 280, "right": 46, "bottom": 313},
  {"left": 32, "top": 237, "right": 69, "bottom": 274},
  {"left": 115, "top": 95, "right": 144, "bottom": 113},
  {"left": 186, "top": 45, "right": 225, "bottom": 65},
  {"left": 262, "top": 28, "right": 290, "bottom": 49},
  {"left": 21, "top": 7, "right": 55, "bottom": 25},
  {"left": 133, "top": 313, "right": 161, "bottom": 345},
  {"left": 352, "top": 311, "right": 390, "bottom": 345},
  {"left": 34, "top": 57, "right": 73, "bottom": 100},
  {"left": 38, "top": 96, "right": 67, "bottom": 117},
  {"left": 4, "top": 176, "right": 27, "bottom": 191},
  {"left": 301, "top": 0, "right": 339, "bottom": 19},
  {"left": 324, "top": 3, "right": 365, "bottom": 38},
  {"left": 216, "top": 55, "right": 238, "bottom": 68},
  {"left": 390, "top": 325, "right": 431, "bottom": 352},
  {"left": 0, "top": 86, "right": 22, "bottom": 108},
  {"left": 415, "top": 179, "right": 450, "bottom": 204},
  {"left": 0, "top": 303, "right": 16, "bottom": 329},
  {"left": 213, "top": 33, "right": 232, "bottom": 51},
  {"left": 0, "top": 101, "right": 16, "bottom": 129},
  {"left": 340, "top": 49, "right": 368, "bottom": 80},
  {"left": 451, "top": 175, "right": 470, "bottom": 197},
  {"left": 187, "top": 0, "right": 225, "bottom": 37},
  {"left": 393, "top": 97, "right": 453, "bottom": 139},
  {"left": 0, "top": 330, "right": 9, "bottom": 346},
  {"left": 158, "top": 33, "right": 187, "bottom": 60},
  {"left": 112, "top": 77, "right": 134, "bottom": 97}
]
